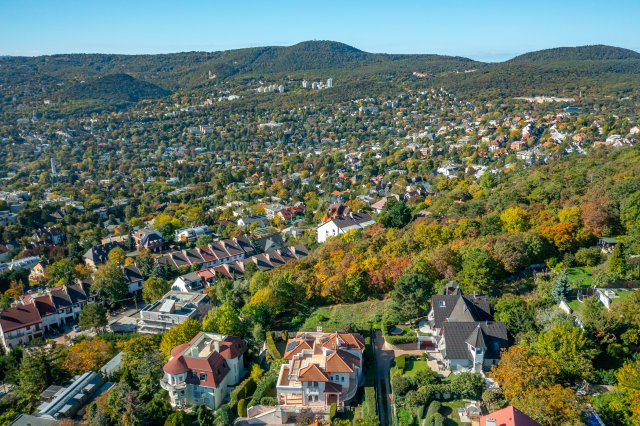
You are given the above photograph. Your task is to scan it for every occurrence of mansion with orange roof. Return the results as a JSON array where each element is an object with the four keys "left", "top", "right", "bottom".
[{"left": 275, "top": 331, "right": 365, "bottom": 416}]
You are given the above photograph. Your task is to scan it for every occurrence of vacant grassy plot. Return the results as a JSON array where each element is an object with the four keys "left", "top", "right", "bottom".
[
  {"left": 566, "top": 267, "right": 594, "bottom": 287},
  {"left": 301, "top": 299, "right": 390, "bottom": 331}
]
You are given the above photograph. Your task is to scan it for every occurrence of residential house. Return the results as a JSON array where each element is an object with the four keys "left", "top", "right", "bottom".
[
  {"left": 123, "top": 264, "right": 144, "bottom": 294},
  {"left": 0, "top": 256, "right": 40, "bottom": 273},
  {"left": 371, "top": 194, "right": 400, "bottom": 214},
  {"left": 480, "top": 406, "right": 540, "bottom": 426},
  {"left": 83, "top": 241, "right": 126, "bottom": 270},
  {"left": 138, "top": 291, "right": 211, "bottom": 334},
  {"left": 133, "top": 229, "right": 165, "bottom": 253},
  {"left": 265, "top": 203, "right": 286, "bottom": 220},
  {"left": 22, "top": 282, "right": 95, "bottom": 332},
  {"left": 161, "top": 332, "right": 247, "bottom": 409},
  {"left": 175, "top": 226, "right": 212, "bottom": 243},
  {"left": 275, "top": 331, "right": 365, "bottom": 417},
  {"left": 277, "top": 204, "right": 306, "bottom": 223},
  {"left": 237, "top": 215, "right": 267, "bottom": 228},
  {"left": 156, "top": 236, "right": 256, "bottom": 272},
  {"left": 0, "top": 304, "right": 43, "bottom": 350},
  {"left": 426, "top": 287, "right": 508, "bottom": 372},
  {"left": 254, "top": 233, "right": 285, "bottom": 253},
  {"left": 317, "top": 213, "right": 375, "bottom": 243}
]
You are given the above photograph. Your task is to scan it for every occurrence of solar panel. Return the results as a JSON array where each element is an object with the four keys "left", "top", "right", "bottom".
[{"left": 286, "top": 341, "right": 300, "bottom": 352}]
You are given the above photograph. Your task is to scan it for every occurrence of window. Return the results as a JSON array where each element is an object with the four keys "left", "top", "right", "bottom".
[
  {"left": 341, "top": 376, "right": 345, "bottom": 382},
  {"left": 439, "top": 300, "right": 446, "bottom": 307},
  {"left": 200, "top": 373, "right": 207, "bottom": 381}
]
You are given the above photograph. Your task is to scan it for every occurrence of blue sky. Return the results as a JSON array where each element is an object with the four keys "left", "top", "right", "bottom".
[{"left": 2, "top": 0, "right": 639, "bottom": 61}]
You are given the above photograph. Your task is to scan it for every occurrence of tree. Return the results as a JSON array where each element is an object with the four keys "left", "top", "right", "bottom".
[
  {"left": 391, "top": 272, "right": 433, "bottom": 322},
  {"left": 108, "top": 247, "right": 126, "bottom": 265},
  {"left": 491, "top": 232, "right": 530, "bottom": 274},
  {"left": 608, "top": 243, "right": 628, "bottom": 279},
  {"left": 620, "top": 191, "right": 640, "bottom": 231},
  {"left": 500, "top": 206, "right": 530, "bottom": 232},
  {"left": 164, "top": 411, "right": 192, "bottom": 426},
  {"left": 490, "top": 345, "right": 560, "bottom": 401},
  {"left": 79, "top": 303, "right": 108, "bottom": 332},
  {"left": 533, "top": 322, "right": 597, "bottom": 381},
  {"left": 92, "top": 262, "right": 128, "bottom": 304},
  {"left": 202, "top": 302, "right": 245, "bottom": 336},
  {"left": 160, "top": 319, "right": 202, "bottom": 358},
  {"left": 196, "top": 234, "right": 214, "bottom": 248},
  {"left": 378, "top": 198, "right": 412, "bottom": 229},
  {"left": 494, "top": 294, "right": 537, "bottom": 338},
  {"left": 515, "top": 384, "right": 582, "bottom": 426},
  {"left": 551, "top": 271, "right": 570, "bottom": 303},
  {"left": 47, "top": 258, "right": 77, "bottom": 286},
  {"left": 17, "top": 345, "right": 65, "bottom": 411},
  {"left": 63, "top": 339, "right": 115, "bottom": 374},
  {"left": 457, "top": 248, "right": 500, "bottom": 295},
  {"left": 142, "top": 276, "right": 170, "bottom": 304}
]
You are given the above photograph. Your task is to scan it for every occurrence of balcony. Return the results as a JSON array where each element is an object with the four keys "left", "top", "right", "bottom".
[{"left": 160, "top": 379, "right": 186, "bottom": 391}]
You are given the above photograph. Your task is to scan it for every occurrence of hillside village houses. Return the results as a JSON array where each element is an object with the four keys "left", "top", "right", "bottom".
[
  {"left": 0, "top": 282, "right": 95, "bottom": 350},
  {"left": 161, "top": 332, "right": 247, "bottom": 409}
]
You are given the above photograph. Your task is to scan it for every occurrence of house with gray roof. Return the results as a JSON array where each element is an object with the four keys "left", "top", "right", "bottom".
[{"left": 427, "top": 286, "right": 508, "bottom": 372}]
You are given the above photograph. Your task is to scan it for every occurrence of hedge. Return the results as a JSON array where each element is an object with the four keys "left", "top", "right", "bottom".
[
  {"left": 237, "top": 399, "right": 247, "bottom": 417},
  {"left": 230, "top": 377, "right": 256, "bottom": 407},
  {"left": 425, "top": 401, "right": 441, "bottom": 420},
  {"left": 362, "top": 387, "right": 378, "bottom": 423},
  {"left": 265, "top": 332, "right": 282, "bottom": 360},
  {"left": 433, "top": 413, "right": 445, "bottom": 426},
  {"left": 383, "top": 324, "right": 418, "bottom": 345},
  {"left": 329, "top": 403, "right": 337, "bottom": 420},
  {"left": 249, "top": 375, "right": 277, "bottom": 406},
  {"left": 395, "top": 355, "right": 407, "bottom": 373},
  {"left": 260, "top": 397, "right": 277, "bottom": 406}
]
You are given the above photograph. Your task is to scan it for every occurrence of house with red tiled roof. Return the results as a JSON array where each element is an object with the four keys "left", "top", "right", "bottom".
[
  {"left": 0, "top": 304, "right": 43, "bottom": 350},
  {"left": 480, "top": 406, "right": 540, "bottom": 426},
  {"left": 274, "top": 330, "right": 365, "bottom": 419},
  {"left": 161, "top": 332, "right": 246, "bottom": 410}
]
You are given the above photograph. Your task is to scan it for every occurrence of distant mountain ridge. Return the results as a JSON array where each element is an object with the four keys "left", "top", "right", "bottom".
[
  {"left": 509, "top": 45, "right": 640, "bottom": 63},
  {"left": 1, "top": 40, "right": 640, "bottom": 103}
]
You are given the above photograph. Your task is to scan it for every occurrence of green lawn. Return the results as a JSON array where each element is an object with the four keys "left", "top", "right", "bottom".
[
  {"left": 440, "top": 400, "right": 471, "bottom": 426},
  {"left": 566, "top": 267, "right": 594, "bottom": 287},
  {"left": 301, "top": 299, "right": 390, "bottom": 331},
  {"left": 402, "top": 359, "right": 430, "bottom": 376}
]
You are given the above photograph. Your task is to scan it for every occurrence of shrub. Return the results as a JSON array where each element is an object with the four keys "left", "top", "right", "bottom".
[
  {"left": 329, "top": 403, "right": 337, "bottom": 420},
  {"left": 249, "top": 375, "right": 277, "bottom": 406},
  {"left": 397, "top": 407, "right": 414, "bottom": 426},
  {"left": 265, "top": 332, "right": 282, "bottom": 360},
  {"left": 230, "top": 377, "right": 256, "bottom": 406},
  {"left": 237, "top": 399, "right": 247, "bottom": 417},
  {"left": 433, "top": 412, "right": 445, "bottom": 426},
  {"left": 395, "top": 355, "right": 407, "bottom": 372},
  {"left": 449, "top": 372, "right": 485, "bottom": 399},
  {"left": 362, "top": 387, "right": 378, "bottom": 423},
  {"left": 260, "top": 397, "right": 277, "bottom": 406},
  {"left": 425, "top": 400, "right": 441, "bottom": 420},
  {"left": 575, "top": 247, "right": 602, "bottom": 267},
  {"left": 391, "top": 375, "right": 414, "bottom": 396}
]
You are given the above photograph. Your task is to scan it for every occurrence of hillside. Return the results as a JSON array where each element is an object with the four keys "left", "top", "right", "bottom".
[
  {"left": 61, "top": 73, "right": 171, "bottom": 102},
  {"left": 508, "top": 45, "right": 640, "bottom": 63},
  {"left": 2, "top": 41, "right": 640, "bottom": 105}
]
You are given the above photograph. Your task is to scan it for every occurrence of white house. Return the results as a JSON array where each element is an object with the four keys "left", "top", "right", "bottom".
[{"left": 317, "top": 213, "right": 375, "bottom": 243}]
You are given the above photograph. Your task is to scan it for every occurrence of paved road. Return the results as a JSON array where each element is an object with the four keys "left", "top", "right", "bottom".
[{"left": 373, "top": 330, "right": 395, "bottom": 426}]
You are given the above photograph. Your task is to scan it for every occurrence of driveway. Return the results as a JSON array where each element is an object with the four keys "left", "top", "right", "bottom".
[{"left": 373, "top": 330, "right": 395, "bottom": 426}]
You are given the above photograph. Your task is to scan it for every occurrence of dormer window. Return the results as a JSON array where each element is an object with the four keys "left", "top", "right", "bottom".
[
  {"left": 200, "top": 373, "right": 207, "bottom": 381},
  {"left": 439, "top": 300, "right": 446, "bottom": 308}
]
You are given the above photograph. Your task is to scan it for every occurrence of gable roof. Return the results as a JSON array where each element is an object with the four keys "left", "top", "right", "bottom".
[
  {"left": 0, "top": 304, "right": 42, "bottom": 332},
  {"left": 431, "top": 294, "right": 492, "bottom": 329},
  {"left": 298, "top": 363, "right": 329, "bottom": 382},
  {"left": 325, "top": 349, "right": 361, "bottom": 373},
  {"left": 321, "top": 332, "right": 365, "bottom": 351},
  {"left": 441, "top": 322, "right": 508, "bottom": 361},
  {"left": 480, "top": 406, "right": 541, "bottom": 426}
]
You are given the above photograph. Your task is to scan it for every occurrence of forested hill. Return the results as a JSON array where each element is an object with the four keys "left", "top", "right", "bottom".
[
  {"left": 62, "top": 73, "right": 171, "bottom": 102},
  {"left": 508, "top": 45, "right": 640, "bottom": 63},
  {"left": 2, "top": 41, "right": 640, "bottom": 105}
]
